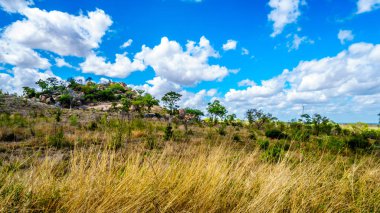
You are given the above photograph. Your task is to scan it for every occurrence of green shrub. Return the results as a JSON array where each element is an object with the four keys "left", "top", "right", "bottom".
[
  {"left": 69, "top": 114, "right": 79, "bottom": 126},
  {"left": 323, "top": 136, "right": 345, "bottom": 152},
  {"left": 265, "top": 129, "right": 288, "bottom": 139},
  {"left": 361, "top": 130, "right": 379, "bottom": 140},
  {"left": 145, "top": 135, "right": 158, "bottom": 150},
  {"left": 87, "top": 121, "right": 98, "bottom": 131},
  {"left": 347, "top": 136, "right": 371, "bottom": 150},
  {"left": 262, "top": 145, "right": 283, "bottom": 162},
  {"left": 232, "top": 133, "right": 242, "bottom": 143},
  {"left": 59, "top": 94, "right": 72, "bottom": 108},
  {"left": 48, "top": 128, "right": 71, "bottom": 149},
  {"left": 164, "top": 124, "right": 173, "bottom": 141},
  {"left": 109, "top": 130, "right": 124, "bottom": 150},
  {"left": 248, "top": 132, "right": 256, "bottom": 140},
  {"left": 258, "top": 139, "right": 269, "bottom": 150},
  {"left": 217, "top": 124, "right": 227, "bottom": 136}
]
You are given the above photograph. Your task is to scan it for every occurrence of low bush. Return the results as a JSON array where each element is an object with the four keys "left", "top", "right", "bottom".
[
  {"left": 217, "top": 124, "right": 227, "bottom": 136},
  {"left": 265, "top": 129, "right": 288, "bottom": 139},
  {"left": 164, "top": 124, "right": 173, "bottom": 141},
  {"left": 48, "top": 128, "right": 71, "bottom": 149},
  {"left": 258, "top": 139, "right": 269, "bottom": 150},
  {"left": 346, "top": 136, "right": 371, "bottom": 150},
  {"left": 232, "top": 133, "right": 242, "bottom": 142}
]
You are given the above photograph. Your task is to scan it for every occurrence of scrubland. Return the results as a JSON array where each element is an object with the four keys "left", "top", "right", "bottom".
[{"left": 1, "top": 106, "right": 380, "bottom": 212}]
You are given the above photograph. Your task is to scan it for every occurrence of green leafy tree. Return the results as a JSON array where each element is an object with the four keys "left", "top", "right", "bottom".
[
  {"left": 143, "top": 93, "right": 159, "bottom": 112},
  {"left": 161, "top": 91, "right": 182, "bottom": 116},
  {"left": 121, "top": 97, "right": 132, "bottom": 119},
  {"left": 22, "top": 87, "right": 36, "bottom": 98},
  {"left": 207, "top": 100, "right": 227, "bottom": 124},
  {"left": 0, "top": 90, "right": 4, "bottom": 112},
  {"left": 378, "top": 113, "right": 380, "bottom": 126},
  {"left": 245, "top": 109, "right": 275, "bottom": 130},
  {"left": 59, "top": 94, "right": 73, "bottom": 108},
  {"left": 311, "top": 113, "right": 330, "bottom": 136},
  {"left": 300, "top": 114, "right": 312, "bottom": 124},
  {"left": 36, "top": 79, "right": 49, "bottom": 92},
  {"left": 185, "top": 108, "right": 204, "bottom": 122},
  {"left": 67, "top": 77, "right": 81, "bottom": 91},
  {"left": 131, "top": 94, "right": 145, "bottom": 116},
  {"left": 226, "top": 114, "right": 236, "bottom": 125}
]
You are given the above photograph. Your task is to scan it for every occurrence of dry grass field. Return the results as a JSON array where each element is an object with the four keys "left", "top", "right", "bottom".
[{"left": 0, "top": 105, "right": 379, "bottom": 212}]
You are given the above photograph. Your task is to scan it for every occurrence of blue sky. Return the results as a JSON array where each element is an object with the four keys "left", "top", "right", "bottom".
[{"left": 0, "top": 0, "right": 380, "bottom": 123}]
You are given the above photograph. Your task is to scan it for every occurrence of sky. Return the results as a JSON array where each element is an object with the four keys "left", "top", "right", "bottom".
[{"left": 0, "top": 0, "right": 380, "bottom": 123}]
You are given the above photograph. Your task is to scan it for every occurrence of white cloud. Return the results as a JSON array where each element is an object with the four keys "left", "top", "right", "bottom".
[
  {"left": 287, "top": 34, "right": 314, "bottom": 51},
  {"left": 222, "top": 39, "right": 237, "bottom": 51},
  {"left": 2, "top": 8, "right": 112, "bottom": 57},
  {"left": 121, "top": 39, "right": 133, "bottom": 48},
  {"left": 224, "top": 42, "right": 380, "bottom": 121},
  {"left": 80, "top": 52, "right": 146, "bottom": 78},
  {"left": 241, "top": 48, "right": 250, "bottom": 55},
  {"left": 0, "top": 0, "right": 33, "bottom": 13},
  {"left": 207, "top": 88, "right": 217, "bottom": 96},
  {"left": 133, "top": 76, "right": 182, "bottom": 98},
  {"left": 0, "top": 67, "right": 56, "bottom": 94},
  {"left": 99, "top": 77, "right": 111, "bottom": 84},
  {"left": 135, "top": 36, "right": 230, "bottom": 85},
  {"left": 268, "top": 0, "right": 302, "bottom": 37},
  {"left": 356, "top": 0, "right": 380, "bottom": 14},
  {"left": 0, "top": 40, "right": 50, "bottom": 69},
  {"left": 55, "top": 58, "right": 73, "bottom": 68},
  {"left": 238, "top": 79, "right": 256, "bottom": 87},
  {"left": 338, "top": 30, "right": 354, "bottom": 44}
]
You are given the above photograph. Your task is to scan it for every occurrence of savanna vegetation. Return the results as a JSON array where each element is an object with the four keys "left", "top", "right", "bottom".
[{"left": 0, "top": 78, "right": 379, "bottom": 212}]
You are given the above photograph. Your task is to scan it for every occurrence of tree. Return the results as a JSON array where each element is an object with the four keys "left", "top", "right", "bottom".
[
  {"left": 67, "top": 77, "right": 81, "bottom": 90},
  {"left": 378, "top": 113, "right": 380, "bottom": 126},
  {"left": 300, "top": 114, "right": 312, "bottom": 124},
  {"left": 86, "top": 77, "right": 93, "bottom": 82},
  {"left": 245, "top": 109, "right": 274, "bottom": 130},
  {"left": 36, "top": 79, "right": 49, "bottom": 92},
  {"left": 0, "top": 90, "right": 4, "bottom": 112},
  {"left": 161, "top": 91, "right": 182, "bottom": 116},
  {"left": 22, "top": 87, "right": 36, "bottom": 98},
  {"left": 300, "top": 113, "right": 331, "bottom": 136},
  {"left": 185, "top": 108, "right": 204, "bottom": 122},
  {"left": 121, "top": 97, "right": 132, "bottom": 120},
  {"left": 226, "top": 114, "right": 236, "bottom": 125},
  {"left": 131, "top": 95, "right": 145, "bottom": 116},
  {"left": 143, "top": 93, "right": 159, "bottom": 112},
  {"left": 207, "top": 100, "right": 227, "bottom": 124}
]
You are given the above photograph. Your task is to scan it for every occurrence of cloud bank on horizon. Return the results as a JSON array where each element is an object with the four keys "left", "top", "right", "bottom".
[{"left": 0, "top": 0, "right": 379, "bottom": 123}]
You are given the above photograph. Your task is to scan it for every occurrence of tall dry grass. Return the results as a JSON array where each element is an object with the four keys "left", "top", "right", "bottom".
[{"left": 1, "top": 142, "right": 379, "bottom": 212}]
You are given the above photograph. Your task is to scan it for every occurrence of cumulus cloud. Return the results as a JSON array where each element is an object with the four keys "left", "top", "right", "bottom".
[
  {"left": 55, "top": 58, "right": 73, "bottom": 68},
  {"left": 0, "top": 40, "right": 50, "bottom": 69},
  {"left": 80, "top": 53, "right": 146, "bottom": 78},
  {"left": 0, "top": 67, "right": 56, "bottom": 94},
  {"left": 133, "top": 76, "right": 182, "bottom": 98},
  {"left": 0, "top": 0, "right": 33, "bottom": 13},
  {"left": 224, "top": 42, "right": 380, "bottom": 120},
  {"left": 222, "top": 40, "right": 237, "bottom": 51},
  {"left": 268, "top": 0, "right": 303, "bottom": 37},
  {"left": 121, "top": 39, "right": 133, "bottom": 48},
  {"left": 2, "top": 7, "right": 112, "bottom": 57},
  {"left": 238, "top": 79, "right": 256, "bottom": 87},
  {"left": 356, "top": 0, "right": 380, "bottom": 14},
  {"left": 135, "top": 36, "right": 230, "bottom": 85},
  {"left": 338, "top": 30, "right": 354, "bottom": 44}
]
